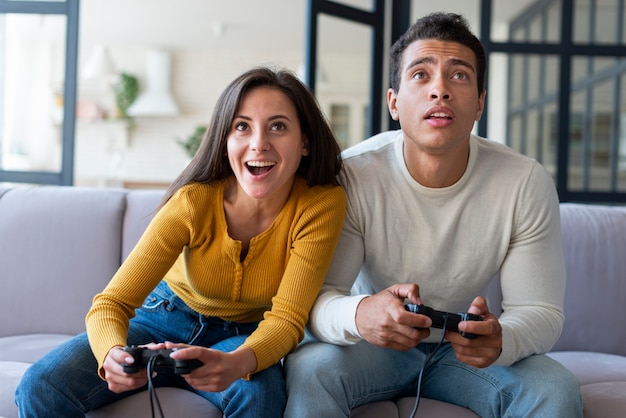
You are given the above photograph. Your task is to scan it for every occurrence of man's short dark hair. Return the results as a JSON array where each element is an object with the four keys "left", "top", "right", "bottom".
[{"left": 389, "top": 12, "right": 486, "bottom": 95}]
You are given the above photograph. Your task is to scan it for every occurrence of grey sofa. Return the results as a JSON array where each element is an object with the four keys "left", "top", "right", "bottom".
[{"left": 0, "top": 185, "right": 625, "bottom": 418}]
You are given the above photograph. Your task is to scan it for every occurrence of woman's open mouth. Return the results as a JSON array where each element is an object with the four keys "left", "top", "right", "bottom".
[{"left": 246, "top": 161, "right": 275, "bottom": 175}]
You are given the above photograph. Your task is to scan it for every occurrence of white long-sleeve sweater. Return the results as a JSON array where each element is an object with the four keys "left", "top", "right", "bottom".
[{"left": 308, "top": 130, "right": 566, "bottom": 366}]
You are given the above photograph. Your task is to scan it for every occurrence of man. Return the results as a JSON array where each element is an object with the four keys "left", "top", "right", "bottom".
[{"left": 284, "top": 12, "right": 583, "bottom": 418}]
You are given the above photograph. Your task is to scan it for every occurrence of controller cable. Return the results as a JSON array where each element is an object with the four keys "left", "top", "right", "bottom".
[
  {"left": 407, "top": 315, "right": 449, "bottom": 418},
  {"left": 146, "top": 355, "right": 165, "bottom": 418}
]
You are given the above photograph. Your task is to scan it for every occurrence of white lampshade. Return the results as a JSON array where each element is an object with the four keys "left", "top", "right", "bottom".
[
  {"left": 127, "top": 49, "right": 179, "bottom": 117},
  {"left": 82, "top": 45, "right": 116, "bottom": 80}
]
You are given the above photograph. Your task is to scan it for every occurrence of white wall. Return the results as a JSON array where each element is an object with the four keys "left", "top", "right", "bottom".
[{"left": 75, "top": 47, "right": 303, "bottom": 187}]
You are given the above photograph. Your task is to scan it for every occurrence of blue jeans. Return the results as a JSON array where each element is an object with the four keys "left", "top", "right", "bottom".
[
  {"left": 283, "top": 334, "right": 583, "bottom": 418},
  {"left": 16, "top": 281, "right": 286, "bottom": 417}
]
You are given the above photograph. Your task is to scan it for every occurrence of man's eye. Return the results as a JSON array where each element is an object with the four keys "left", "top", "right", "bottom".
[
  {"left": 413, "top": 71, "right": 426, "bottom": 80},
  {"left": 452, "top": 72, "right": 468, "bottom": 80}
]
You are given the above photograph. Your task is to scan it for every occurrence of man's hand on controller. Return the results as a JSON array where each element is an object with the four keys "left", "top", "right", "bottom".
[
  {"left": 103, "top": 342, "right": 165, "bottom": 393},
  {"left": 165, "top": 342, "right": 257, "bottom": 392},
  {"left": 445, "top": 296, "right": 503, "bottom": 368},
  {"left": 355, "top": 283, "right": 431, "bottom": 351}
]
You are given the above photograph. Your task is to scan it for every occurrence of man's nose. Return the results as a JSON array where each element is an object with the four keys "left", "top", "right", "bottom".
[{"left": 429, "top": 77, "right": 451, "bottom": 100}]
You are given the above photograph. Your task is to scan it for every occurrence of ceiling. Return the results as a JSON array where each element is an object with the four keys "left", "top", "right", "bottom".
[
  {"left": 80, "top": 0, "right": 308, "bottom": 51},
  {"left": 79, "top": 0, "right": 537, "bottom": 53}
]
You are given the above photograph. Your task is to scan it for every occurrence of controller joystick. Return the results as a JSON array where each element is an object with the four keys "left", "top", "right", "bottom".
[{"left": 404, "top": 303, "right": 483, "bottom": 339}]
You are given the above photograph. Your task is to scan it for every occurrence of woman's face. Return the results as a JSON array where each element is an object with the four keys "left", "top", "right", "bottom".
[{"left": 227, "top": 86, "right": 309, "bottom": 201}]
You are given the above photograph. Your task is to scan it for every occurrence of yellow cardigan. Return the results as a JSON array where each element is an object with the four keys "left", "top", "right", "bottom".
[{"left": 86, "top": 177, "right": 346, "bottom": 375}]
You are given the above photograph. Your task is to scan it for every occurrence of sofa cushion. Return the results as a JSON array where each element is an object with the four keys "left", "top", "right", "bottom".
[
  {"left": 396, "top": 397, "right": 479, "bottom": 417},
  {"left": 0, "top": 186, "right": 128, "bottom": 337},
  {"left": 548, "top": 351, "right": 626, "bottom": 386},
  {"left": 351, "top": 400, "right": 399, "bottom": 417},
  {"left": 553, "top": 203, "right": 626, "bottom": 355},
  {"left": 0, "top": 334, "right": 74, "bottom": 363},
  {"left": 86, "top": 387, "right": 221, "bottom": 418},
  {"left": 580, "top": 382, "right": 626, "bottom": 418},
  {"left": 350, "top": 397, "right": 479, "bottom": 417},
  {"left": 0, "top": 361, "right": 31, "bottom": 418}
]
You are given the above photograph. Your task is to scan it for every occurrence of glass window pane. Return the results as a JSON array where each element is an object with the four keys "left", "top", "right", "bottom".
[
  {"left": 525, "top": 108, "right": 540, "bottom": 160},
  {"left": 508, "top": 54, "right": 559, "bottom": 109},
  {"left": 571, "top": 56, "right": 590, "bottom": 88},
  {"left": 330, "top": 104, "right": 351, "bottom": 149},
  {"left": 527, "top": 56, "right": 542, "bottom": 103},
  {"left": 491, "top": 0, "right": 561, "bottom": 43},
  {"left": 332, "top": 0, "right": 374, "bottom": 12},
  {"left": 575, "top": 0, "right": 625, "bottom": 44},
  {"left": 623, "top": 4, "right": 626, "bottom": 44},
  {"left": 508, "top": 115, "right": 523, "bottom": 151},
  {"left": 542, "top": 103, "right": 559, "bottom": 177},
  {"left": 317, "top": 14, "right": 371, "bottom": 149},
  {"left": 527, "top": 14, "right": 544, "bottom": 43},
  {"left": 570, "top": 57, "right": 624, "bottom": 192},
  {"left": 588, "top": 79, "right": 614, "bottom": 191},
  {"left": 509, "top": 55, "right": 525, "bottom": 108},
  {"left": 568, "top": 92, "right": 586, "bottom": 191},
  {"left": 574, "top": 0, "right": 592, "bottom": 43},
  {"left": 490, "top": 52, "right": 559, "bottom": 174},
  {"left": 620, "top": 74, "right": 626, "bottom": 191},
  {"left": 595, "top": 0, "right": 620, "bottom": 43},
  {"left": 545, "top": 0, "right": 561, "bottom": 43},
  {"left": 411, "top": 1, "right": 480, "bottom": 34},
  {"left": 487, "top": 53, "right": 508, "bottom": 143},
  {"left": 1, "top": 14, "right": 66, "bottom": 173}
]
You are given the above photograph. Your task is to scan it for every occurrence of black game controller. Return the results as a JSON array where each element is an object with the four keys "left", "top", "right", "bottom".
[
  {"left": 405, "top": 303, "right": 483, "bottom": 339},
  {"left": 121, "top": 346, "right": 203, "bottom": 374}
]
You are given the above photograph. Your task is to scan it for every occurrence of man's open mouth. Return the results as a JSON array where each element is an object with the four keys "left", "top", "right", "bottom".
[{"left": 427, "top": 111, "right": 452, "bottom": 120}]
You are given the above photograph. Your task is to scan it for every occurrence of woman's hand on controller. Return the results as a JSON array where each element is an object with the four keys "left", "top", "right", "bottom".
[
  {"left": 103, "top": 343, "right": 163, "bottom": 393},
  {"left": 166, "top": 342, "right": 256, "bottom": 392}
]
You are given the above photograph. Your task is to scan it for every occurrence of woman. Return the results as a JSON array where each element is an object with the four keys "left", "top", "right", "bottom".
[{"left": 16, "top": 67, "right": 346, "bottom": 417}]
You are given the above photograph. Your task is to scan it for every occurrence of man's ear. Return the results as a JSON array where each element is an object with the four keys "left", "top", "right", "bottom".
[{"left": 387, "top": 88, "right": 399, "bottom": 121}]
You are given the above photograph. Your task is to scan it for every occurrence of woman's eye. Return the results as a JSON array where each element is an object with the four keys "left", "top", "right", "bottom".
[
  {"left": 235, "top": 122, "right": 248, "bottom": 131},
  {"left": 270, "top": 121, "right": 286, "bottom": 131}
]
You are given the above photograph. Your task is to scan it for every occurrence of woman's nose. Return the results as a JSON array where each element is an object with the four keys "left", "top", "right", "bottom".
[{"left": 250, "top": 131, "right": 270, "bottom": 152}]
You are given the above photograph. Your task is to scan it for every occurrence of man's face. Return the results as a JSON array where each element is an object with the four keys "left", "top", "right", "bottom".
[{"left": 388, "top": 39, "right": 485, "bottom": 156}]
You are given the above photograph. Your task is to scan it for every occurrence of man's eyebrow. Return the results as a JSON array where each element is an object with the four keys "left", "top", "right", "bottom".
[
  {"left": 405, "top": 56, "right": 435, "bottom": 71},
  {"left": 448, "top": 58, "right": 476, "bottom": 74},
  {"left": 405, "top": 56, "right": 476, "bottom": 74}
]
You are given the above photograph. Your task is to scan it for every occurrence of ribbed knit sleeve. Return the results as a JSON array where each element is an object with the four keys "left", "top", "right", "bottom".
[{"left": 85, "top": 183, "right": 202, "bottom": 377}]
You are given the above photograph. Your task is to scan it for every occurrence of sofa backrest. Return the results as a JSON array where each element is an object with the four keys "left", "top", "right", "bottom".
[
  {"left": 485, "top": 203, "right": 626, "bottom": 356},
  {"left": 0, "top": 186, "right": 128, "bottom": 337},
  {"left": 552, "top": 203, "right": 626, "bottom": 356},
  {"left": 121, "top": 190, "right": 165, "bottom": 259},
  {"left": 1, "top": 186, "right": 624, "bottom": 357}
]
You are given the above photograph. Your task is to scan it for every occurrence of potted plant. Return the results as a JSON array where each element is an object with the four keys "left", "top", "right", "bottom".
[
  {"left": 177, "top": 125, "right": 206, "bottom": 158},
  {"left": 112, "top": 72, "right": 139, "bottom": 122}
]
